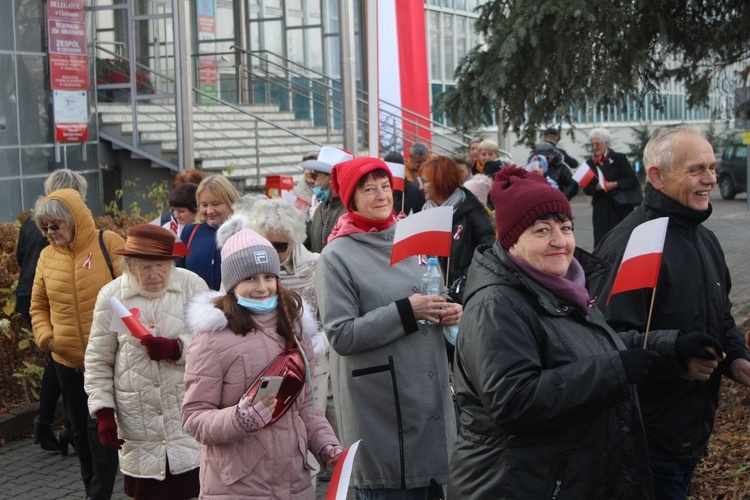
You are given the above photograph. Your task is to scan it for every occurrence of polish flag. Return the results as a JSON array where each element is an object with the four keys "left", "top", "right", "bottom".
[
  {"left": 596, "top": 166, "right": 608, "bottom": 192},
  {"left": 385, "top": 161, "right": 406, "bottom": 191},
  {"left": 327, "top": 440, "right": 361, "bottom": 500},
  {"left": 607, "top": 217, "right": 669, "bottom": 303},
  {"left": 108, "top": 296, "right": 153, "bottom": 340},
  {"left": 390, "top": 206, "right": 453, "bottom": 265},
  {"left": 573, "top": 162, "right": 596, "bottom": 188}
]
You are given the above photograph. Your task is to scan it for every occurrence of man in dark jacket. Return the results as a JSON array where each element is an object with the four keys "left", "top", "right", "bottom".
[
  {"left": 542, "top": 127, "right": 579, "bottom": 169},
  {"left": 533, "top": 141, "right": 579, "bottom": 200},
  {"left": 591, "top": 124, "right": 750, "bottom": 499}
]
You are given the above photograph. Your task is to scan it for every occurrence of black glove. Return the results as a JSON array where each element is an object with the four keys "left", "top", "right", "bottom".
[
  {"left": 675, "top": 331, "right": 723, "bottom": 365},
  {"left": 619, "top": 349, "right": 661, "bottom": 384}
]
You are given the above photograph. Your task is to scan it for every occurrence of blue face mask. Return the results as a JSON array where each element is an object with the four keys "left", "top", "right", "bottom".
[
  {"left": 236, "top": 294, "right": 279, "bottom": 314},
  {"left": 312, "top": 184, "right": 331, "bottom": 203}
]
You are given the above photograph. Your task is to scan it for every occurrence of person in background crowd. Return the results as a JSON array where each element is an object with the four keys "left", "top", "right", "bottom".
[
  {"left": 453, "top": 155, "right": 473, "bottom": 184},
  {"left": 302, "top": 146, "right": 353, "bottom": 253},
  {"left": 17, "top": 169, "right": 87, "bottom": 454},
  {"left": 157, "top": 168, "right": 206, "bottom": 226},
  {"left": 31, "top": 188, "right": 125, "bottom": 500},
  {"left": 468, "top": 138, "right": 482, "bottom": 173},
  {"left": 474, "top": 139, "right": 501, "bottom": 175},
  {"left": 542, "top": 127, "right": 579, "bottom": 169},
  {"left": 404, "top": 142, "right": 430, "bottom": 183},
  {"left": 419, "top": 156, "right": 495, "bottom": 304},
  {"left": 532, "top": 141, "right": 579, "bottom": 200},
  {"left": 384, "top": 150, "right": 425, "bottom": 215},
  {"left": 182, "top": 223, "right": 342, "bottom": 498},
  {"left": 316, "top": 157, "right": 461, "bottom": 498},
  {"left": 293, "top": 152, "right": 319, "bottom": 216},
  {"left": 85, "top": 225, "right": 208, "bottom": 500},
  {"left": 449, "top": 166, "right": 720, "bottom": 499},
  {"left": 591, "top": 124, "right": 750, "bottom": 499},
  {"left": 163, "top": 182, "right": 198, "bottom": 240},
  {"left": 177, "top": 175, "right": 239, "bottom": 290},
  {"left": 583, "top": 127, "right": 640, "bottom": 246}
]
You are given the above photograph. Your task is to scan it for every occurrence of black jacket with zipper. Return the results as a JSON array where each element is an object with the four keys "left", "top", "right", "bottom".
[
  {"left": 448, "top": 241, "right": 676, "bottom": 499},
  {"left": 591, "top": 184, "right": 750, "bottom": 463}
]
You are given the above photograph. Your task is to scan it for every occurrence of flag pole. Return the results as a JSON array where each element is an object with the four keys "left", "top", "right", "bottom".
[
  {"left": 444, "top": 256, "right": 451, "bottom": 290},
  {"left": 401, "top": 192, "right": 405, "bottom": 214},
  {"left": 642, "top": 287, "right": 657, "bottom": 349}
]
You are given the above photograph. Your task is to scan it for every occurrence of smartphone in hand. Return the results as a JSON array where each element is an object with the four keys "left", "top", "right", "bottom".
[{"left": 251, "top": 376, "right": 283, "bottom": 405}]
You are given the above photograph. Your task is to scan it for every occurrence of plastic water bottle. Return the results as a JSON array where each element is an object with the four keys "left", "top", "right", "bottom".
[{"left": 419, "top": 257, "right": 444, "bottom": 324}]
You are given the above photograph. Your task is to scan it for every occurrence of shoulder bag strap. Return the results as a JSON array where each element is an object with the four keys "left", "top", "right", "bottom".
[
  {"left": 186, "top": 223, "right": 200, "bottom": 250},
  {"left": 99, "top": 229, "right": 115, "bottom": 280}
]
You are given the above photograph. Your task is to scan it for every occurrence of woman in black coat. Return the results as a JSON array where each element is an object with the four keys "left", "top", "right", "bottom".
[
  {"left": 583, "top": 128, "right": 640, "bottom": 247},
  {"left": 418, "top": 156, "right": 496, "bottom": 302}
]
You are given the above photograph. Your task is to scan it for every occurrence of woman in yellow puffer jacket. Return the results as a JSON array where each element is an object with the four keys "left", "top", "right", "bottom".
[{"left": 30, "top": 188, "right": 125, "bottom": 500}]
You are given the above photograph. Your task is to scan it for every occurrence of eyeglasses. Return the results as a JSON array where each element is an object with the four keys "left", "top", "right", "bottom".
[
  {"left": 271, "top": 241, "right": 289, "bottom": 252},
  {"left": 41, "top": 224, "right": 61, "bottom": 233}
]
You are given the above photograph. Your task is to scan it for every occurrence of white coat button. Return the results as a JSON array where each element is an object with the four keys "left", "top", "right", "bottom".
[
  {"left": 154, "top": 382, "right": 160, "bottom": 388},
  {"left": 162, "top": 440, "right": 167, "bottom": 445},
  {"left": 160, "top": 471, "right": 165, "bottom": 476},
  {"left": 156, "top": 410, "right": 163, "bottom": 416}
]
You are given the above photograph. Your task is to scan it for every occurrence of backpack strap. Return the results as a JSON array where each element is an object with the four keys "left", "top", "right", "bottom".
[
  {"left": 186, "top": 224, "right": 201, "bottom": 251},
  {"left": 99, "top": 229, "right": 115, "bottom": 280}
]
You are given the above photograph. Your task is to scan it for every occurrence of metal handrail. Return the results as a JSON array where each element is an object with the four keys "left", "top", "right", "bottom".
[{"left": 229, "top": 46, "right": 471, "bottom": 154}]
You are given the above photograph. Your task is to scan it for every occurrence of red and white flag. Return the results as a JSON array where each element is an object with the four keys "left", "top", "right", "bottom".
[
  {"left": 573, "top": 162, "right": 607, "bottom": 191},
  {"left": 390, "top": 206, "right": 453, "bottom": 265},
  {"left": 607, "top": 217, "right": 669, "bottom": 303},
  {"left": 326, "top": 440, "right": 361, "bottom": 500},
  {"left": 385, "top": 161, "right": 406, "bottom": 192},
  {"left": 108, "top": 296, "right": 153, "bottom": 340},
  {"left": 596, "top": 166, "right": 608, "bottom": 192}
]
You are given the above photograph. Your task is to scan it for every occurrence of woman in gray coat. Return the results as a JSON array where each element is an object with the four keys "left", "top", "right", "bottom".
[{"left": 316, "top": 157, "right": 462, "bottom": 499}]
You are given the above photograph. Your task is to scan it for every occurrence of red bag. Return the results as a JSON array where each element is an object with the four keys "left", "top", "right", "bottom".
[{"left": 240, "top": 341, "right": 307, "bottom": 426}]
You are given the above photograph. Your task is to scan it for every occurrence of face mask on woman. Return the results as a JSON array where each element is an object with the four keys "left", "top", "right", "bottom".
[
  {"left": 312, "top": 185, "right": 332, "bottom": 203},
  {"left": 236, "top": 294, "right": 279, "bottom": 314}
]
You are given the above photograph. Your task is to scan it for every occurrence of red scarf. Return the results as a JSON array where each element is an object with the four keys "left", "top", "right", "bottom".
[
  {"left": 348, "top": 211, "right": 397, "bottom": 232},
  {"left": 591, "top": 149, "right": 610, "bottom": 167}
]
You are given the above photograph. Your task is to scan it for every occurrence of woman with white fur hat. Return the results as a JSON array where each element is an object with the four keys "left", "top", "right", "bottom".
[{"left": 181, "top": 217, "right": 342, "bottom": 498}]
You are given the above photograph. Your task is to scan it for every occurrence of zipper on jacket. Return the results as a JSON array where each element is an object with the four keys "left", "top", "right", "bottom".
[{"left": 551, "top": 479, "right": 562, "bottom": 500}]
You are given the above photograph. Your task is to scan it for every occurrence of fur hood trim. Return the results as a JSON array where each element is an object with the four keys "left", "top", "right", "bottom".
[
  {"left": 215, "top": 213, "right": 252, "bottom": 248},
  {"left": 185, "top": 290, "right": 318, "bottom": 340}
]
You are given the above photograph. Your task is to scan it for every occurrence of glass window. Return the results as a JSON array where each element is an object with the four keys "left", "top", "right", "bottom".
[
  {"left": 15, "top": 0, "right": 45, "bottom": 53},
  {"left": 0, "top": 177, "right": 22, "bottom": 222},
  {"left": 0, "top": 54, "right": 19, "bottom": 147},
  {"left": 21, "top": 146, "right": 54, "bottom": 176},
  {"left": 307, "top": 28, "right": 323, "bottom": 73},
  {"left": 325, "top": 36, "right": 340, "bottom": 77},
  {"left": 0, "top": 0, "right": 13, "bottom": 50},
  {"left": 287, "top": 29, "right": 304, "bottom": 65},
  {"left": 443, "top": 15, "right": 454, "bottom": 81},
  {"left": 0, "top": 148, "right": 20, "bottom": 177},
  {"left": 429, "top": 11, "right": 440, "bottom": 80},
  {"left": 18, "top": 55, "right": 52, "bottom": 146}
]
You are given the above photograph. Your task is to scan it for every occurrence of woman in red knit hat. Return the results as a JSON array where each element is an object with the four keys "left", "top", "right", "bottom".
[
  {"left": 448, "top": 166, "right": 714, "bottom": 499},
  {"left": 316, "top": 156, "right": 462, "bottom": 498}
]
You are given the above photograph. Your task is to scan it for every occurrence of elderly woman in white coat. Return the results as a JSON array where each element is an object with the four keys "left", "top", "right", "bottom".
[{"left": 84, "top": 224, "right": 208, "bottom": 499}]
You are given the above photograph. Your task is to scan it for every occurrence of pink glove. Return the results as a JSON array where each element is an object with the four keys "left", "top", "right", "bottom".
[
  {"left": 319, "top": 444, "right": 345, "bottom": 470},
  {"left": 96, "top": 408, "right": 124, "bottom": 449},
  {"left": 140, "top": 336, "right": 181, "bottom": 361},
  {"left": 234, "top": 400, "right": 274, "bottom": 433}
]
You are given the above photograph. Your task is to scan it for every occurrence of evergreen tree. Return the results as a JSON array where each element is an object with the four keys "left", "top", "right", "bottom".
[{"left": 436, "top": 0, "right": 750, "bottom": 143}]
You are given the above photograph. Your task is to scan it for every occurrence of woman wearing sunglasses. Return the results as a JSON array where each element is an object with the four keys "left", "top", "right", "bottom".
[{"left": 31, "top": 188, "right": 125, "bottom": 499}]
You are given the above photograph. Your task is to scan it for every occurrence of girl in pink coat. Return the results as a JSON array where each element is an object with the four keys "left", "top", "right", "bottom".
[{"left": 181, "top": 218, "right": 342, "bottom": 498}]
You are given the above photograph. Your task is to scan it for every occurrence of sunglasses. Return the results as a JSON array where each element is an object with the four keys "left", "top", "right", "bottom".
[
  {"left": 271, "top": 241, "right": 289, "bottom": 252},
  {"left": 41, "top": 223, "right": 61, "bottom": 233}
]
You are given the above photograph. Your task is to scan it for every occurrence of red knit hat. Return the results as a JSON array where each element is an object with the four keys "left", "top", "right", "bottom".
[
  {"left": 331, "top": 157, "right": 394, "bottom": 211},
  {"left": 491, "top": 165, "right": 572, "bottom": 249}
]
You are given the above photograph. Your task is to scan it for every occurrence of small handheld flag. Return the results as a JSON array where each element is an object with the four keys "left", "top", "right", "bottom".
[
  {"left": 572, "top": 162, "right": 596, "bottom": 188},
  {"left": 390, "top": 206, "right": 453, "bottom": 265},
  {"left": 108, "top": 296, "right": 154, "bottom": 340},
  {"left": 327, "top": 440, "right": 361, "bottom": 500}
]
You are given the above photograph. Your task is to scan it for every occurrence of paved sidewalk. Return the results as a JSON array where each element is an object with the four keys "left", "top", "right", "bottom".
[{"left": 0, "top": 191, "right": 747, "bottom": 499}]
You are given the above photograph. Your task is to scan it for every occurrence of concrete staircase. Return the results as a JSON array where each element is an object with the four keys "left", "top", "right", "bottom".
[{"left": 97, "top": 102, "right": 342, "bottom": 190}]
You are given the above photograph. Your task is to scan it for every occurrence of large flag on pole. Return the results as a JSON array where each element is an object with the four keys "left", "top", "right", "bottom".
[
  {"left": 607, "top": 217, "right": 669, "bottom": 303},
  {"left": 390, "top": 206, "right": 453, "bottom": 265},
  {"left": 108, "top": 297, "right": 153, "bottom": 340},
  {"left": 326, "top": 440, "right": 361, "bottom": 500},
  {"left": 385, "top": 161, "right": 406, "bottom": 192}
]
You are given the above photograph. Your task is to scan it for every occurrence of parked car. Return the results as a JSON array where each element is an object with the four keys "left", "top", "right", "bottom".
[{"left": 717, "top": 141, "right": 748, "bottom": 200}]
